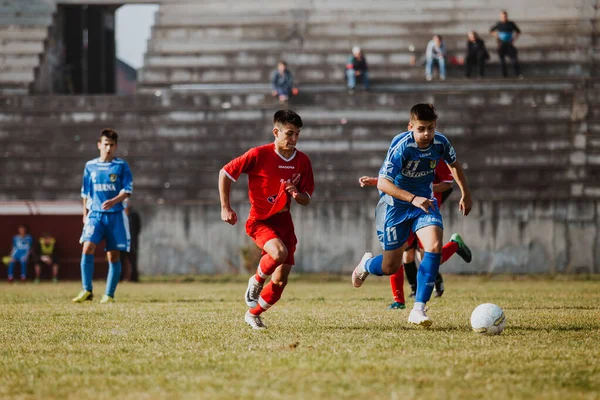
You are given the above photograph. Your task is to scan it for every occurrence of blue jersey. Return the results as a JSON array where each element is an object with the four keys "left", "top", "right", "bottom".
[
  {"left": 378, "top": 131, "right": 456, "bottom": 207},
  {"left": 81, "top": 157, "right": 133, "bottom": 213},
  {"left": 11, "top": 234, "right": 33, "bottom": 257}
]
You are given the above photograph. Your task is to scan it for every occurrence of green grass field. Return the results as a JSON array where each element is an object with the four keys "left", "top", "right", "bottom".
[{"left": 1, "top": 276, "right": 599, "bottom": 400}]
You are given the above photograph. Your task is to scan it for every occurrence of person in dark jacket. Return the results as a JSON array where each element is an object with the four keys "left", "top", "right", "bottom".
[
  {"left": 271, "top": 60, "right": 294, "bottom": 103},
  {"left": 346, "top": 46, "right": 369, "bottom": 92},
  {"left": 490, "top": 10, "right": 522, "bottom": 78},
  {"left": 465, "top": 31, "right": 490, "bottom": 78}
]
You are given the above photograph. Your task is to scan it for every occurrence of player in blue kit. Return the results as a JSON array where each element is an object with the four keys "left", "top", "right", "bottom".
[
  {"left": 73, "top": 128, "right": 133, "bottom": 304},
  {"left": 352, "top": 104, "right": 472, "bottom": 327},
  {"left": 8, "top": 225, "right": 33, "bottom": 282}
]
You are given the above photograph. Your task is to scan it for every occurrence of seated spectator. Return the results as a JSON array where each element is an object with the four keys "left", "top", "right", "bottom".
[
  {"left": 490, "top": 10, "right": 522, "bottom": 78},
  {"left": 465, "top": 31, "right": 490, "bottom": 78},
  {"left": 425, "top": 35, "right": 446, "bottom": 81},
  {"left": 271, "top": 60, "right": 295, "bottom": 103},
  {"left": 34, "top": 233, "right": 59, "bottom": 284},
  {"left": 8, "top": 225, "right": 33, "bottom": 283},
  {"left": 346, "top": 46, "right": 369, "bottom": 92}
]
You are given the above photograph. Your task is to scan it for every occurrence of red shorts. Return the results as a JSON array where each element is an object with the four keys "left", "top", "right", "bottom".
[
  {"left": 246, "top": 211, "right": 297, "bottom": 265},
  {"left": 405, "top": 231, "right": 423, "bottom": 250}
]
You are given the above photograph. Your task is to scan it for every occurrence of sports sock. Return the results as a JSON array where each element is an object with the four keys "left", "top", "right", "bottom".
[
  {"left": 106, "top": 261, "right": 122, "bottom": 297},
  {"left": 80, "top": 254, "right": 94, "bottom": 292},
  {"left": 254, "top": 254, "right": 279, "bottom": 284},
  {"left": 404, "top": 261, "right": 417, "bottom": 288},
  {"left": 415, "top": 252, "right": 441, "bottom": 304},
  {"left": 250, "top": 282, "right": 285, "bottom": 316},
  {"left": 413, "top": 302, "right": 426, "bottom": 312},
  {"left": 441, "top": 241, "right": 459, "bottom": 264},
  {"left": 389, "top": 265, "right": 405, "bottom": 303},
  {"left": 364, "top": 255, "right": 384, "bottom": 276}
]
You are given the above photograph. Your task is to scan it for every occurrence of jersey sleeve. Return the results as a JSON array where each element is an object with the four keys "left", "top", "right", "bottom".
[
  {"left": 379, "top": 143, "right": 403, "bottom": 182},
  {"left": 443, "top": 140, "right": 457, "bottom": 165},
  {"left": 436, "top": 159, "right": 454, "bottom": 183},
  {"left": 489, "top": 22, "right": 499, "bottom": 32},
  {"left": 81, "top": 165, "right": 90, "bottom": 199},
  {"left": 511, "top": 21, "right": 521, "bottom": 33},
  {"left": 298, "top": 156, "right": 315, "bottom": 198},
  {"left": 121, "top": 162, "right": 133, "bottom": 194},
  {"left": 223, "top": 148, "right": 258, "bottom": 182}
]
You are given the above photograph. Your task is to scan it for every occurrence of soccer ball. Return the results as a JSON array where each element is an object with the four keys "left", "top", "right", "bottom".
[{"left": 470, "top": 303, "right": 506, "bottom": 335}]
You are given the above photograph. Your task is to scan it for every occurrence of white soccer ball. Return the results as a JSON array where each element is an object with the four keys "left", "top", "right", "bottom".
[{"left": 470, "top": 303, "right": 506, "bottom": 335}]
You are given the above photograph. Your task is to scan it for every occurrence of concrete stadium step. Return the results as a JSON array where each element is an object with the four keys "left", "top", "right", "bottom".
[
  {"left": 0, "top": 26, "right": 49, "bottom": 40},
  {"left": 0, "top": 55, "right": 40, "bottom": 68}
]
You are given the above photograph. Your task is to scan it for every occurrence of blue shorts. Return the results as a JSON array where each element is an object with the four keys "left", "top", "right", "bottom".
[
  {"left": 375, "top": 197, "right": 443, "bottom": 251},
  {"left": 80, "top": 211, "right": 131, "bottom": 252}
]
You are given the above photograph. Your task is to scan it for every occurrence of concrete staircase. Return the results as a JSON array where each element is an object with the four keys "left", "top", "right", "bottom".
[{"left": 0, "top": 0, "right": 56, "bottom": 94}]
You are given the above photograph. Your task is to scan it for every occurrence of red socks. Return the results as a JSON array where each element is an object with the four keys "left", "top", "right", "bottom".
[
  {"left": 254, "top": 254, "right": 279, "bottom": 284},
  {"left": 250, "top": 282, "right": 285, "bottom": 315},
  {"left": 441, "top": 241, "right": 459, "bottom": 264},
  {"left": 389, "top": 265, "right": 405, "bottom": 303}
]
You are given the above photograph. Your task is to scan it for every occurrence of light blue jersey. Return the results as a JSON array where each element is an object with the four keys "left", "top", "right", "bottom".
[
  {"left": 81, "top": 158, "right": 133, "bottom": 213},
  {"left": 378, "top": 131, "right": 456, "bottom": 207},
  {"left": 11, "top": 234, "right": 33, "bottom": 258}
]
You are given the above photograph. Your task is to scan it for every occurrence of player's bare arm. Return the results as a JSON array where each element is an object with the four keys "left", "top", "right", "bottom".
[
  {"left": 285, "top": 182, "right": 310, "bottom": 206},
  {"left": 432, "top": 182, "right": 452, "bottom": 193},
  {"left": 358, "top": 176, "right": 378, "bottom": 187},
  {"left": 101, "top": 191, "right": 130, "bottom": 211},
  {"left": 448, "top": 161, "right": 472, "bottom": 216},
  {"left": 377, "top": 177, "right": 434, "bottom": 213},
  {"left": 218, "top": 168, "right": 238, "bottom": 225}
]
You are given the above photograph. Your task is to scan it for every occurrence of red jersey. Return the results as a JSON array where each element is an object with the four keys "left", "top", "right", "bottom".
[
  {"left": 223, "top": 143, "right": 315, "bottom": 221},
  {"left": 433, "top": 159, "right": 454, "bottom": 206}
]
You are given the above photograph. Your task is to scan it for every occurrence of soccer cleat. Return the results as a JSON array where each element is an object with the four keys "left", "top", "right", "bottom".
[
  {"left": 72, "top": 290, "right": 93, "bottom": 303},
  {"left": 244, "top": 310, "right": 267, "bottom": 330},
  {"left": 245, "top": 276, "right": 264, "bottom": 308},
  {"left": 52, "top": 278, "right": 58, "bottom": 284},
  {"left": 34, "top": 278, "right": 40, "bottom": 284},
  {"left": 388, "top": 301, "right": 406, "bottom": 310},
  {"left": 20, "top": 276, "right": 26, "bottom": 282},
  {"left": 408, "top": 309, "right": 432, "bottom": 327},
  {"left": 7, "top": 277, "right": 13, "bottom": 284},
  {"left": 434, "top": 275, "right": 445, "bottom": 298},
  {"left": 450, "top": 233, "right": 472, "bottom": 263},
  {"left": 100, "top": 295, "right": 115, "bottom": 304},
  {"left": 352, "top": 252, "right": 372, "bottom": 288}
]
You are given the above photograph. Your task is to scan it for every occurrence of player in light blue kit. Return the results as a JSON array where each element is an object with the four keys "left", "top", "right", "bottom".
[
  {"left": 352, "top": 104, "right": 472, "bottom": 327},
  {"left": 73, "top": 128, "right": 133, "bottom": 304},
  {"left": 8, "top": 225, "right": 33, "bottom": 282}
]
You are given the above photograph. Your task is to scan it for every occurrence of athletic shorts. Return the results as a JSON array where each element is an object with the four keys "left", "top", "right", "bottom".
[
  {"left": 246, "top": 211, "right": 297, "bottom": 265},
  {"left": 80, "top": 211, "right": 131, "bottom": 252},
  {"left": 37, "top": 255, "right": 58, "bottom": 266},
  {"left": 375, "top": 197, "right": 443, "bottom": 251}
]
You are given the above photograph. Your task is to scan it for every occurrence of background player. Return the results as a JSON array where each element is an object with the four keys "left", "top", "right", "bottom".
[
  {"left": 73, "top": 128, "right": 133, "bottom": 304},
  {"left": 352, "top": 103, "right": 472, "bottom": 327},
  {"left": 219, "top": 110, "right": 314, "bottom": 330},
  {"left": 8, "top": 224, "right": 33, "bottom": 282},
  {"left": 34, "top": 233, "right": 59, "bottom": 283},
  {"left": 359, "top": 160, "right": 471, "bottom": 309}
]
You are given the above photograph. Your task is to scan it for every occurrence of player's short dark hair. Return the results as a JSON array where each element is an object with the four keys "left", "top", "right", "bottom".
[
  {"left": 278, "top": 60, "right": 287, "bottom": 67},
  {"left": 99, "top": 128, "right": 118, "bottom": 143},
  {"left": 410, "top": 103, "right": 438, "bottom": 122},
  {"left": 274, "top": 110, "right": 303, "bottom": 128},
  {"left": 501, "top": 10, "right": 507, "bottom": 15}
]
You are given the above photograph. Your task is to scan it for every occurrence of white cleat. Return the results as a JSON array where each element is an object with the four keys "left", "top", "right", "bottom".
[
  {"left": 352, "top": 252, "right": 372, "bottom": 288},
  {"left": 245, "top": 310, "right": 267, "bottom": 330},
  {"left": 245, "top": 276, "right": 264, "bottom": 308},
  {"left": 408, "top": 309, "right": 433, "bottom": 327}
]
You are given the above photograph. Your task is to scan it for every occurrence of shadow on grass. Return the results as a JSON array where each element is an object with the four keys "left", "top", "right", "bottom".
[
  {"left": 509, "top": 325, "right": 599, "bottom": 332},
  {"left": 505, "top": 306, "right": 600, "bottom": 310},
  {"left": 321, "top": 324, "right": 466, "bottom": 333}
]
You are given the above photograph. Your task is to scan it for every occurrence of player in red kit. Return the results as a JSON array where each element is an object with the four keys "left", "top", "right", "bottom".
[
  {"left": 359, "top": 159, "right": 471, "bottom": 309},
  {"left": 219, "top": 110, "right": 315, "bottom": 330}
]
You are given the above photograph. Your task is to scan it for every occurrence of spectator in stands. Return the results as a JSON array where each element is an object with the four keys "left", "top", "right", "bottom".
[
  {"left": 34, "top": 233, "right": 59, "bottom": 284},
  {"left": 425, "top": 35, "right": 446, "bottom": 81},
  {"left": 490, "top": 10, "right": 522, "bottom": 78},
  {"left": 271, "top": 61, "right": 295, "bottom": 103},
  {"left": 8, "top": 225, "right": 33, "bottom": 283},
  {"left": 121, "top": 199, "right": 141, "bottom": 282},
  {"left": 465, "top": 31, "right": 490, "bottom": 78},
  {"left": 346, "top": 46, "right": 369, "bottom": 92}
]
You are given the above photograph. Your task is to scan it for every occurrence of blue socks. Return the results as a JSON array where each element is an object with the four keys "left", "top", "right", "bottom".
[
  {"left": 415, "top": 252, "right": 442, "bottom": 303},
  {"left": 81, "top": 254, "right": 94, "bottom": 291},
  {"left": 106, "top": 261, "right": 122, "bottom": 298},
  {"left": 364, "top": 255, "right": 384, "bottom": 276},
  {"left": 8, "top": 261, "right": 15, "bottom": 278}
]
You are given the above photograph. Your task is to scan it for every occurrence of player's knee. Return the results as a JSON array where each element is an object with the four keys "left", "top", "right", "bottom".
[
  {"left": 270, "top": 276, "right": 288, "bottom": 288},
  {"left": 271, "top": 247, "right": 288, "bottom": 264},
  {"left": 82, "top": 242, "right": 95, "bottom": 255},
  {"left": 107, "top": 251, "right": 120, "bottom": 263}
]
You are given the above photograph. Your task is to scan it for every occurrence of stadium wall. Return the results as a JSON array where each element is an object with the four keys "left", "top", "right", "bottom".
[{"left": 137, "top": 200, "right": 600, "bottom": 275}]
